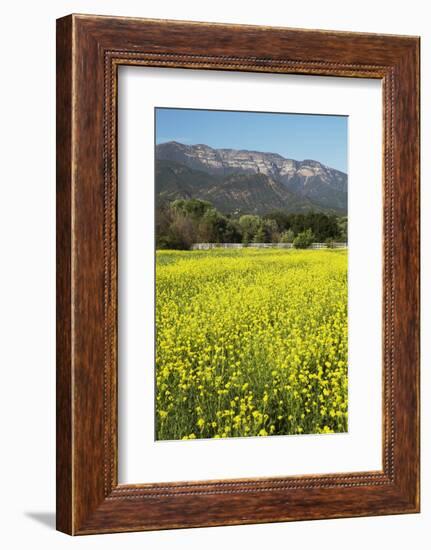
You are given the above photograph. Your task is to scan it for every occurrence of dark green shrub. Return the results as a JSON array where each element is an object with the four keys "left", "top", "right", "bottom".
[{"left": 293, "top": 229, "right": 314, "bottom": 249}]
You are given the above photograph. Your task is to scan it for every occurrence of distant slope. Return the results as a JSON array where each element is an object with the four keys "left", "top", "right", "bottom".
[
  {"left": 156, "top": 160, "right": 324, "bottom": 215},
  {"left": 156, "top": 141, "right": 347, "bottom": 214},
  {"left": 155, "top": 160, "right": 218, "bottom": 203}
]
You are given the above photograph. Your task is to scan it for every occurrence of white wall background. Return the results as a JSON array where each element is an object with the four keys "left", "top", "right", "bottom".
[{"left": 0, "top": 1, "right": 427, "bottom": 548}]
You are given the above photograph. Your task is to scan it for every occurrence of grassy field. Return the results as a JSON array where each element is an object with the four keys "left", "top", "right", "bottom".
[{"left": 155, "top": 248, "right": 348, "bottom": 440}]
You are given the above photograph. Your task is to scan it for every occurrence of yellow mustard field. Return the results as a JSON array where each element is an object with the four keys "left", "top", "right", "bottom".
[{"left": 156, "top": 248, "right": 348, "bottom": 440}]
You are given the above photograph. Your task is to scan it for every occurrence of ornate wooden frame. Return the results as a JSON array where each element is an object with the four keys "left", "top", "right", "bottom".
[{"left": 56, "top": 14, "right": 420, "bottom": 535}]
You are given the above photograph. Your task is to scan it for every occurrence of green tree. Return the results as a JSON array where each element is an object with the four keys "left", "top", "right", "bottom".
[
  {"left": 238, "top": 215, "right": 261, "bottom": 242},
  {"left": 264, "top": 211, "right": 290, "bottom": 232},
  {"left": 263, "top": 218, "right": 279, "bottom": 243},
  {"left": 166, "top": 210, "right": 196, "bottom": 250},
  {"left": 253, "top": 226, "right": 266, "bottom": 243},
  {"left": 171, "top": 198, "right": 213, "bottom": 220},
  {"left": 337, "top": 216, "right": 348, "bottom": 242},
  {"left": 293, "top": 229, "right": 314, "bottom": 249},
  {"left": 279, "top": 229, "right": 295, "bottom": 243}
]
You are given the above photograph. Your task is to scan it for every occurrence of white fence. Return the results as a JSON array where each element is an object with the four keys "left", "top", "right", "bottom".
[{"left": 191, "top": 242, "right": 347, "bottom": 250}]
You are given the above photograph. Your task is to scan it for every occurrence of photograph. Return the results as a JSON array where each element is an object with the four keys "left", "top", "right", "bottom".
[{"left": 154, "top": 107, "right": 349, "bottom": 441}]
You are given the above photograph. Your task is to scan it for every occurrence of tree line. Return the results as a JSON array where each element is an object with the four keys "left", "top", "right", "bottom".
[{"left": 156, "top": 199, "right": 347, "bottom": 250}]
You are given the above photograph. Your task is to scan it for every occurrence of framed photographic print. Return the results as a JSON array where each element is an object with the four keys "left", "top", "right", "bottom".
[{"left": 56, "top": 14, "right": 420, "bottom": 535}]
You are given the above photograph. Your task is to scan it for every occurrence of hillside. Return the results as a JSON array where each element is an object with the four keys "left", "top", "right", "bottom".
[{"left": 156, "top": 141, "right": 348, "bottom": 215}]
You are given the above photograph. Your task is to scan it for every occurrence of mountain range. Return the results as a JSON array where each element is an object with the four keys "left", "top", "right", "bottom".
[{"left": 155, "top": 141, "right": 348, "bottom": 215}]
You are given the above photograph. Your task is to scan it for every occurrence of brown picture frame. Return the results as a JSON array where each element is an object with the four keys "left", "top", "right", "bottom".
[{"left": 56, "top": 14, "right": 420, "bottom": 535}]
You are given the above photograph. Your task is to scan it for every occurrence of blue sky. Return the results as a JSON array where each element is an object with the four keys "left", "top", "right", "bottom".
[{"left": 156, "top": 108, "right": 348, "bottom": 173}]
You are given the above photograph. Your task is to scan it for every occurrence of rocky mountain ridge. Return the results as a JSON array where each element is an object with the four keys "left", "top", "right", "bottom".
[{"left": 155, "top": 141, "right": 347, "bottom": 215}]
